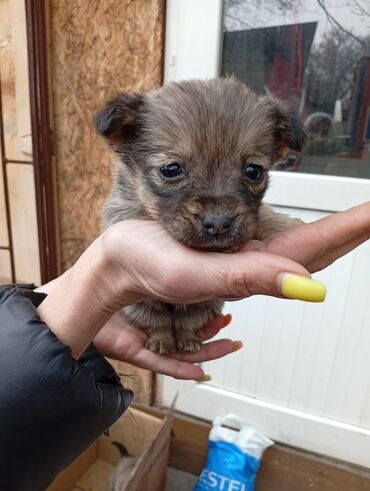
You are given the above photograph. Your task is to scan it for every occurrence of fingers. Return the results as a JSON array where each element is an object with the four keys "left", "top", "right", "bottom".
[
  {"left": 242, "top": 203, "right": 370, "bottom": 274},
  {"left": 306, "top": 232, "right": 370, "bottom": 273},
  {"left": 170, "top": 338, "right": 242, "bottom": 363},
  {"left": 313, "top": 202, "right": 370, "bottom": 249},
  {"left": 239, "top": 239, "right": 267, "bottom": 253},
  {"left": 263, "top": 205, "right": 370, "bottom": 273},
  {"left": 197, "top": 314, "right": 232, "bottom": 340},
  {"left": 104, "top": 219, "right": 324, "bottom": 305},
  {"left": 206, "top": 251, "right": 311, "bottom": 300},
  {"left": 172, "top": 249, "right": 324, "bottom": 304},
  {"left": 130, "top": 336, "right": 242, "bottom": 379},
  {"left": 129, "top": 348, "right": 205, "bottom": 380}
]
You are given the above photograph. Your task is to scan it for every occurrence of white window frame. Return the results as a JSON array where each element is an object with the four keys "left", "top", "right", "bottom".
[{"left": 163, "top": 0, "right": 370, "bottom": 213}]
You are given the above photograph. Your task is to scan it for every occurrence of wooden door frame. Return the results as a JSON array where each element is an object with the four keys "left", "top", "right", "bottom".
[
  {"left": 1, "top": 0, "right": 59, "bottom": 284},
  {"left": 25, "top": 0, "right": 60, "bottom": 283}
]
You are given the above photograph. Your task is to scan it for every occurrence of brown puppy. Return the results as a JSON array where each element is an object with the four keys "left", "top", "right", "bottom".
[{"left": 95, "top": 77, "right": 304, "bottom": 354}]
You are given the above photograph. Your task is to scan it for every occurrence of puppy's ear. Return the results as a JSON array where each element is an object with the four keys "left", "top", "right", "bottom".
[
  {"left": 94, "top": 92, "right": 145, "bottom": 144},
  {"left": 263, "top": 97, "right": 306, "bottom": 158}
]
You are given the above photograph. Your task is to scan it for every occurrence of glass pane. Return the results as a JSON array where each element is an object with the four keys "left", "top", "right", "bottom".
[{"left": 222, "top": 0, "right": 370, "bottom": 179}]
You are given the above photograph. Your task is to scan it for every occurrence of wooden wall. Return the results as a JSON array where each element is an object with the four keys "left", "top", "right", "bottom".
[
  {"left": 49, "top": 0, "right": 165, "bottom": 269},
  {"left": 49, "top": 0, "right": 166, "bottom": 403}
]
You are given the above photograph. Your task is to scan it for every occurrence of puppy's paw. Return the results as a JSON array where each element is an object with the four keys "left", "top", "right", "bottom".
[
  {"left": 176, "top": 334, "right": 202, "bottom": 353},
  {"left": 146, "top": 333, "right": 176, "bottom": 355}
]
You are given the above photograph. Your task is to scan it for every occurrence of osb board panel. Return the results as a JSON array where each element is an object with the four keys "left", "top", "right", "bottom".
[
  {"left": 49, "top": 0, "right": 165, "bottom": 402},
  {"left": 49, "top": 0, "right": 165, "bottom": 269},
  {"left": 109, "top": 359, "right": 154, "bottom": 405}
]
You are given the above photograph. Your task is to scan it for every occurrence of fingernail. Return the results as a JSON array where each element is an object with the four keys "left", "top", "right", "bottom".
[
  {"left": 223, "top": 313, "right": 232, "bottom": 327},
  {"left": 232, "top": 340, "right": 243, "bottom": 352},
  {"left": 280, "top": 273, "right": 327, "bottom": 302},
  {"left": 198, "top": 374, "right": 212, "bottom": 382}
]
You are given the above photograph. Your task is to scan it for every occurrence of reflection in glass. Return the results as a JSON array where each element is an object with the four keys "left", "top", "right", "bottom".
[{"left": 222, "top": 0, "right": 370, "bottom": 178}]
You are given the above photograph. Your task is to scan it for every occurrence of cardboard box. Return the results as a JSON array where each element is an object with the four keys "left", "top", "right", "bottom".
[{"left": 48, "top": 403, "right": 174, "bottom": 491}]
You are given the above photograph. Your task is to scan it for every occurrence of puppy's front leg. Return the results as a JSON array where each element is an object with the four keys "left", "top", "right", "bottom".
[
  {"left": 174, "top": 300, "right": 223, "bottom": 352},
  {"left": 255, "top": 203, "right": 303, "bottom": 240},
  {"left": 123, "top": 301, "right": 175, "bottom": 355}
]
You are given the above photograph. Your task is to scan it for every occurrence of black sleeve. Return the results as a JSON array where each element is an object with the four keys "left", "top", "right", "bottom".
[{"left": 0, "top": 284, "right": 133, "bottom": 491}]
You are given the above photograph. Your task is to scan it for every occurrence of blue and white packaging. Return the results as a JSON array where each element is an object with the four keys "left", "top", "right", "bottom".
[{"left": 194, "top": 414, "right": 273, "bottom": 491}]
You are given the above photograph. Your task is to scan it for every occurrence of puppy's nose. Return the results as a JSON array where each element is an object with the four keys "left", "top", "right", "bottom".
[{"left": 202, "top": 214, "right": 234, "bottom": 237}]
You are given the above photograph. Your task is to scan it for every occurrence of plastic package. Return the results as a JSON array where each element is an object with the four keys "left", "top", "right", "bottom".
[{"left": 193, "top": 414, "right": 273, "bottom": 491}]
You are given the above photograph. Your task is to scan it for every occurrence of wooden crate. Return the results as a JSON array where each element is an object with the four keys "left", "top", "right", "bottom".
[{"left": 48, "top": 403, "right": 174, "bottom": 491}]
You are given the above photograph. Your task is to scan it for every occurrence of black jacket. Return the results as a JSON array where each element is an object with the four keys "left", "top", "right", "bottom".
[{"left": 0, "top": 284, "right": 133, "bottom": 491}]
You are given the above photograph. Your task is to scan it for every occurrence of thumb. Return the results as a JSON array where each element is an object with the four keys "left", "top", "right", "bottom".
[{"left": 197, "top": 251, "right": 327, "bottom": 302}]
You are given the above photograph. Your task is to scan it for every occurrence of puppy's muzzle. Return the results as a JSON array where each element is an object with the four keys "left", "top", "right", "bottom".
[{"left": 202, "top": 213, "right": 234, "bottom": 238}]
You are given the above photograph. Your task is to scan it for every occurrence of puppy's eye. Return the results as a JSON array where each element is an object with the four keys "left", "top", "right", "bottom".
[
  {"left": 244, "top": 163, "right": 264, "bottom": 182},
  {"left": 160, "top": 162, "right": 185, "bottom": 180}
]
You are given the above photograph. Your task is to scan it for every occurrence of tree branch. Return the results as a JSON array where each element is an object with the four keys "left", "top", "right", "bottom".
[
  {"left": 316, "top": 0, "right": 370, "bottom": 48},
  {"left": 351, "top": 0, "right": 370, "bottom": 19}
]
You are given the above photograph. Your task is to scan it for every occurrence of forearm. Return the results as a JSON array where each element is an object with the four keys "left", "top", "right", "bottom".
[{"left": 36, "top": 236, "right": 133, "bottom": 359}]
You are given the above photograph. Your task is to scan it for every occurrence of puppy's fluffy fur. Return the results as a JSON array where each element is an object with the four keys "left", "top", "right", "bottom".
[
  {"left": 109, "top": 442, "right": 136, "bottom": 491},
  {"left": 95, "top": 77, "right": 304, "bottom": 354}
]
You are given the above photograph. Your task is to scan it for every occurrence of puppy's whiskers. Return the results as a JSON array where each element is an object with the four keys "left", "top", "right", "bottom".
[{"left": 97, "top": 76, "right": 305, "bottom": 354}]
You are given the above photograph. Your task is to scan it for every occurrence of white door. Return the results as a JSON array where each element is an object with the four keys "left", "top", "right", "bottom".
[{"left": 159, "top": 0, "right": 370, "bottom": 467}]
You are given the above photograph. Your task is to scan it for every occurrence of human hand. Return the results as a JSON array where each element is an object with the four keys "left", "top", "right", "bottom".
[
  {"left": 100, "top": 220, "right": 313, "bottom": 307},
  {"left": 93, "top": 311, "right": 240, "bottom": 380},
  {"left": 242, "top": 201, "right": 370, "bottom": 272},
  {"left": 93, "top": 202, "right": 369, "bottom": 379},
  {"left": 37, "top": 202, "right": 369, "bottom": 360}
]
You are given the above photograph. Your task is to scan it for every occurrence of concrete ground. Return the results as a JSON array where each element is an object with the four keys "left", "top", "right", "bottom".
[{"left": 165, "top": 467, "right": 198, "bottom": 491}]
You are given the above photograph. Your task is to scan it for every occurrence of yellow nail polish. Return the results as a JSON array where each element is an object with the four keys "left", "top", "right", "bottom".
[
  {"left": 198, "top": 374, "right": 212, "bottom": 382},
  {"left": 281, "top": 274, "right": 327, "bottom": 302}
]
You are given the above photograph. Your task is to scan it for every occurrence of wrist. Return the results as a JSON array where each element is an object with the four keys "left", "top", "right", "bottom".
[{"left": 36, "top": 235, "right": 138, "bottom": 358}]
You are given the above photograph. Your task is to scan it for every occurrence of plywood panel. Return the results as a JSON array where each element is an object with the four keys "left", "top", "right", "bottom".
[
  {"left": 0, "top": 155, "right": 8, "bottom": 248},
  {"left": 0, "top": 249, "right": 11, "bottom": 283},
  {"left": 7, "top": 164, "right": 40, "bottom": 284},
  {"left": 9, "top": 0, "right": 32, "bottom": 158},
  {"left": 0, "top": 0, "right": 32, "bottom": 161}
]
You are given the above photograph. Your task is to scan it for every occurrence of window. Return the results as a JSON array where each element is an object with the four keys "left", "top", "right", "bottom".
[{"left": 222, "top": 0, "right": 370, "bottom": 178}]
